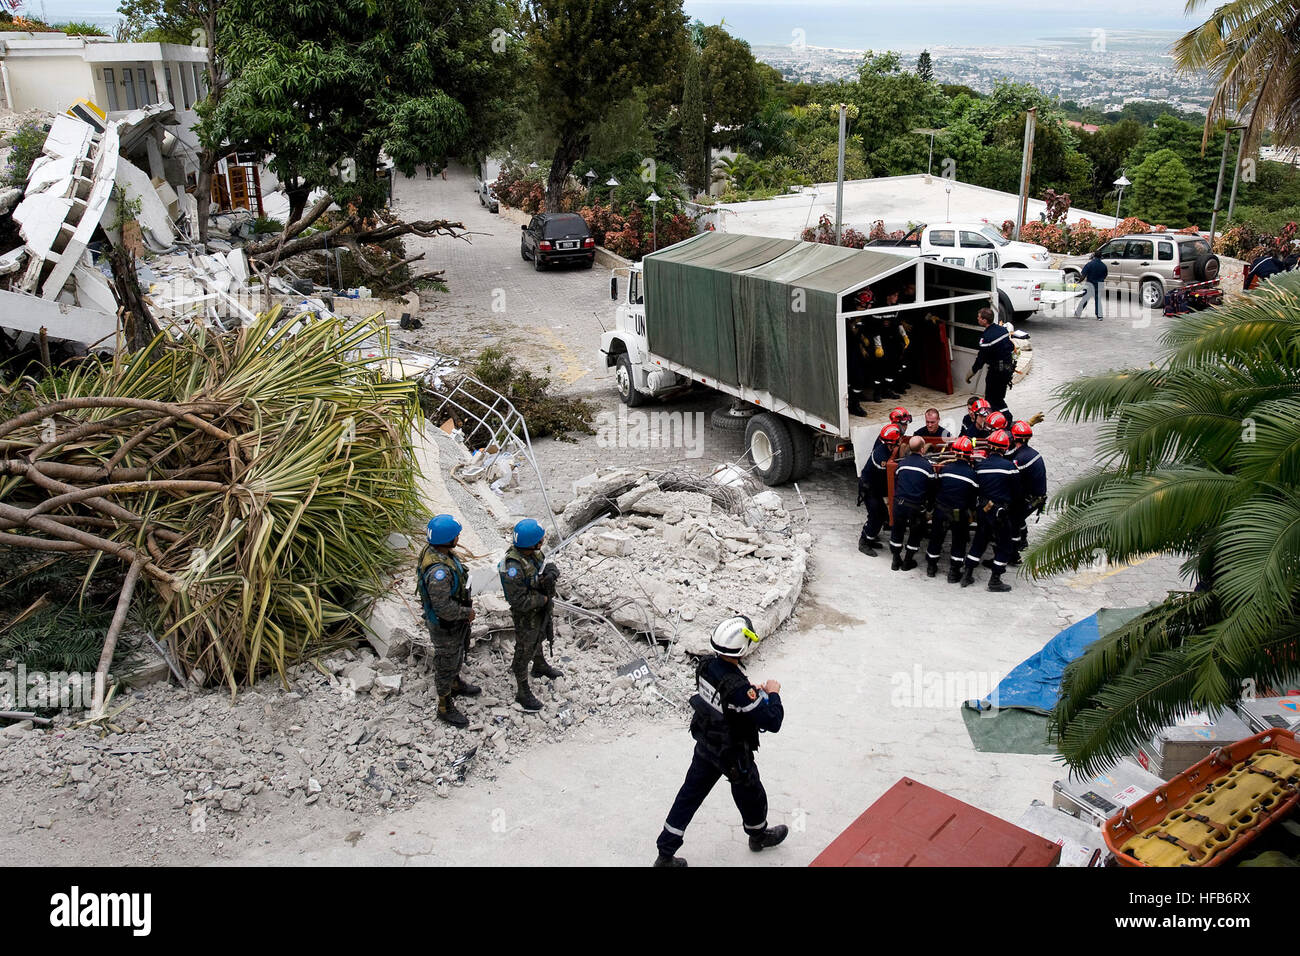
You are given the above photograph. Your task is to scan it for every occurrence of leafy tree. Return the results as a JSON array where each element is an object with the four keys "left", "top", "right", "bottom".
[
  {"left": 1129, "top": 148, "right": 1194, "bottom": 225},
  {"left": 1175, "top": 0, "right": 1300, "bottom": 148},
  {"left": 700, "top": 24, "right": 761, "bottom": 147},
  {"left": 1125, "top": 115, "right": 1229, "bottom": 224},
  {"left": 916, "top": 50, "right": 933, "bottom": 83},
  {"left": 1076, "top": 119, "right": 1145, "bottom": 212},
  {"left": 211, "top": 0, "right": 518, "bottom": 225},
  {"left": 1027, "top": 274, "right": 1300, "bottom": 773},
  {"left": 522, "top": 0, "right": 686, "bottom": 211},
  {"left": 851, "top": 51, "right": 942, "bottom": 156}
]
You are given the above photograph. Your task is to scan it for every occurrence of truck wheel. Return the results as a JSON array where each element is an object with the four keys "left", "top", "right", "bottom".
[
  {"left": 997, "top": 291, "right": 1015, "bottom": 324},
  {"left": 744, "top": 413, "right": 795, "bottom": 486},
  {"left": 710, "top": 402, "right": 758, "bottom": 431},
  {"left": 789, "top": 425, "right": 815, "bottom": 481},
  {"left": 615, "top": 354, "right": 645, "bottom": 408}
]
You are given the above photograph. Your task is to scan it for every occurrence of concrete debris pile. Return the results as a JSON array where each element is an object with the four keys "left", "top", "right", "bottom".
[{"left": 553, "top": 470, "right": 811, "bottom": 655}]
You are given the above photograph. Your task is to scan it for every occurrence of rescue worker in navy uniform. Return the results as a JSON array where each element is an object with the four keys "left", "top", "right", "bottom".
[
  {"left": 877, "top": 288, "right": 908, "bottom": 398},
  {"left": 927, "top": 436, "right": 979, "bottom": 582},
  {"left": 964, "top": 307, "right": 1016, "bottom": 417},
  {"left": 1009, "top": 420, "right": 1048, "bottom": 565},
  {"left": 962, "top": 429, "right": 1018, "bottom": 592},
  {"left": 499, "top": 518, "right": 563, "bottom": 713},
  {"left": 959, "top": 397, "right": 993, "bottom": 439},
  {"left": 847, "top": 316, "right": 871, "bottom": 415},
  {"left": 857, "top": 422, "right": 903, "bottom": 557},
  {"left": 416, "top": 515, "right": 480, "bottom": 728},
  {"left": 890, "top": 437, "right": 935, "bottom": 571},
  {"left": 655, "top": 616, "right": 787, "bottom": 867}
]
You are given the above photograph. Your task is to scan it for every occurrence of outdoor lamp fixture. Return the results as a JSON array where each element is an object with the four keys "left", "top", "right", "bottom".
[
  {"left": 606, "top": 175, "right": 620, "bottom": 207},
  {"left": 528, "top": 161, "right": 539, "bottom": 169},
  {"left": 912, "top": 127, "right": 945, "bottom": 176},
  {"left": 585, "top": 169, "right": 596, "bottom": 187},
  {"left": 1113, "top": 174, "right": 1130, "bottom": 223},
  {"left": 647, "top": 190, "right": 661, "bottom": 252},
  {"left": 945, "top": 184, "right": 953, "bottom": 221}
]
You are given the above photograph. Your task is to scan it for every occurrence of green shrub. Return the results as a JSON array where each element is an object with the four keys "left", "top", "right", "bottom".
[{"left": 4, "top": 120, "right": 48, "bottom": 188}]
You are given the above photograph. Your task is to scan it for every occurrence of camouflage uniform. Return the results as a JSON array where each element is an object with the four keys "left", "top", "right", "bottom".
[
  {"left": 416, "top": 546, "right": 473, "bottom": 697},
  {"left": 498, "top": 544, "right": 558, "bottom": 687}
]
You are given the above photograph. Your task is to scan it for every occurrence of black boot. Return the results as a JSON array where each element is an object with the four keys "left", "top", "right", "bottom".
[
  {"left": 960, "top": 565, "right": 975, "bottom": 588},
  {"left": 858, "top": 533, "right": 880, "bottom": 557},
  {"left": 653, "top": 853, "right": 687, "bottom": 867},
  {"left": 987, "top": 570, "right": 1012, "bottom": 593},
  {"left": 849, "top": 401, "right": 867, "bottom": 416},
  {"left": 452, "top": 676, "right": 481, "bottom": 697},
  {"left": 437, "top": 695, "right": 469, "bottom": 728},
  {"left": 926, "top": 558, "right": 938, "bottom": 578},
  {"left": 947, "top": 563, "right": 964, "bottom": 583},
  {"left": 531, "top": 660, "right": 564, "bottom": 680},
  {"left": 515, "top": 679, "right": 543, "bottom": 713},
  {"left": 890, "top": 551, "right": 903, "bottom": 571},
  {"left": 901, "top": 555, "right": 918, "bottom": 571},
  {"left": 749, "top": 824, "right": 789, "bottom": 852}
]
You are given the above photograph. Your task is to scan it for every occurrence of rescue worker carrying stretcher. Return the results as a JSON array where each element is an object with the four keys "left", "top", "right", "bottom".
[
  {"left": 857, "top": 422, "right": 902, "bottom": 557},
  {"left": 1010, "top": 420, "right": 1048, "bottom": 565},
  {"left": 959, "top": 397, "right": 992, "bottom": 439},
  {"left": 890, "top": 437, "right": 935, "bottom": 571},
  {"left": 499, "top": 518, "right": 564, "bottom": 713},
  {"left": 654, "top": 616, "right": 787, "bottom": 867},
  {"left": 962, "top": 429, "right": 1018, "bottom": 592},
  {"left": 416, "top": 514, "right": 480, "bottom": 728},
  {"left": 926, "top": 436, "right": 979, "bottom": 582}
]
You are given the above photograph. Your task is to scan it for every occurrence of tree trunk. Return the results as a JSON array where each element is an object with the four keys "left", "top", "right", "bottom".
[
  {"left": 287, "top": 180, "right": 310, "bottom": 228},
  {"left": 546, "top": 134, "right": 588, "bottom": 212},
  {"left": 196, "top": 160, "right": 214, "bottom": 244}
]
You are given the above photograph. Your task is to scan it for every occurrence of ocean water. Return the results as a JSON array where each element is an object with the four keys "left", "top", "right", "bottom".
[{"left": 683, "top": 0, "right": 1193, "bottom": 51}]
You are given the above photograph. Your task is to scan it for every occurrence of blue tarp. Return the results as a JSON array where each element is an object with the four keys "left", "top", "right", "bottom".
[{"left": 967, "top": 607, "right": 1149, "bottom": 715}]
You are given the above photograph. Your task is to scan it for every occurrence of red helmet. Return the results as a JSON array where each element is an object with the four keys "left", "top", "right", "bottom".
[
  {"left": 1012, "top": 420, "right": 1034, "bottom": 440},
  {"left": 986, "top": 411, "right": 1008, "bottom": 431},
  {"left": 971, "top": 398, "right": 991, "bottom": 414},
  {"left": 987, "top": 429, "right": 1011, "bottom": 451},
  {"left": 951, "top": 436, "right": 974, "bottom": 458},
  {"left": 879, "top": 423, "right": 902, "bottom": 444},
  {"left": 889, "top": 406, "right": 912, "bottom": 427}
]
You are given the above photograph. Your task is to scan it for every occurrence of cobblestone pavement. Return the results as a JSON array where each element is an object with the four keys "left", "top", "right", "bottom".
[{"left": 236, "top": 172, "right": 1191, "bottom": 867}]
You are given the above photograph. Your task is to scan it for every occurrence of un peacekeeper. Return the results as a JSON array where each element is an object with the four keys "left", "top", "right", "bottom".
[
  {"left": 654, "top": 616, "right": 787, "bottom": 867},
  {"left": 499, "top": 518, "right": 563, "bottom": 713},
  {"left": 416, "top": 514, "right": 480, "bottom": 728},
  {"left": 890, "top": 437, "right": 935, "bottom": 572}
]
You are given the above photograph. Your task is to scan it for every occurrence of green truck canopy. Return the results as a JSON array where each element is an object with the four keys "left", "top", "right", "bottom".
[{"left": 644, "top": 232, "right": 927, "bottom": 425}]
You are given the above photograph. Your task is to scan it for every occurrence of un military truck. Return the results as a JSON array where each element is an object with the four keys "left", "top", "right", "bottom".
[{"left": 599, "top": 232, "right": 998, "bottom": 485}]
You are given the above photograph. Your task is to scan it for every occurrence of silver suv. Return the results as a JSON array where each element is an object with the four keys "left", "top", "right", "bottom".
[{"left": 1062, "top": 234, "right": 1220, "bottom": 309}]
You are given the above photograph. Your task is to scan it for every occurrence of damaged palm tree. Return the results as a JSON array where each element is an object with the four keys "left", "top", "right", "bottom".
[{"left": 0, "top": 306, "right": 421, "bottom": 709}]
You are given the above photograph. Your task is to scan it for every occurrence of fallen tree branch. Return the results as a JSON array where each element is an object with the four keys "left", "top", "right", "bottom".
[
  {"left": 91, "top": 554, "right": 145, "bottom": 715},
  {"left": 243, "top": 193, "right": 335, "bottom": 256},
  {"left": 247, "top": 217, "right": 466, "bottom": 264}
]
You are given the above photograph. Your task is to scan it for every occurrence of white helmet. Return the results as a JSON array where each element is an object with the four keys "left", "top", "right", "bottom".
[{"left": 711, "top": 615, "right": 760, "bottom": 657}]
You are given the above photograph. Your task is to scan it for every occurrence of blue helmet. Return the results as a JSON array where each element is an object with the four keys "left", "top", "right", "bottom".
[
  {"left": 512, "top": 518, "right": 546, "bottom": 549},
  {"left": 426, "top": 514, "right": 462, "bottom": 546}
]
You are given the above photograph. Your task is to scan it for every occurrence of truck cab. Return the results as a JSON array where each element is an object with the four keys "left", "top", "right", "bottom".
[{"left": 602, "top": 265, "right": 684, "bottom": 406}]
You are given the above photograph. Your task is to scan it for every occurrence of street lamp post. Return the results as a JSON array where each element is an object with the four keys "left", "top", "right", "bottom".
[
  {"left": 585, "top": 169, "right": 596, "bottom": 197},
  {"left": 606, "top": 176, "right": 620, "bottom": 209},
  {"left": 1113, "top": 173, "right": 1130, "bottom": 223},
  {"left": 647, "top": 190, "right": 661, "bottom": 252},
  {"left": 945, "top": 185, "right": 953, "bottom": 221},
  {"left": 911, "top": 127, "right": 945, "bottom": 176}
]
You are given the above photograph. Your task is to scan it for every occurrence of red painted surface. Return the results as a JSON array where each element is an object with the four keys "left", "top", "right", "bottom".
[{"left": 811, "top": 777, "right": 1062, "bottom": 867}]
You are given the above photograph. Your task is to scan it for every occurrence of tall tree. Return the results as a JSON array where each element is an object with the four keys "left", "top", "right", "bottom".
[
  {"left": 522, "top": 0, "right": 686, "bottom": 211},
  {"left": 1027, "top": 274, "right": 1300, "bottom": 774},
  {"left": 680, "top": 43, "right": 707, "bottom": 195},
  {"left": 1174, "top": 0, "right": 1300, "bottom": 149},
  {"left": 1128, "top": 148, "right": 1194, "bottom": 225},
  {"left": 211, "top": 0, "right": 517, "bottom": 225},
  {"left": 916, "top": 49, "right": 934, "bottom": 83},
  {"left": 699, "top": 24, "right": 762, "bottom": 148}
]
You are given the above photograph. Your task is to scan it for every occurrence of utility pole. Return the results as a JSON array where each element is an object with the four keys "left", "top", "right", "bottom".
[
  {"left": 1226, "top": 125, "right": 1249, "bottom": 224},
  {"left": 834, "top": 103, "right": 847, "bottom": 245},
  {"left": 1014, "top": 107, "right": 1036, "bottom": 240},
  {"left": 1208, "top": 129, "right": 1232, "bottom": 239}
]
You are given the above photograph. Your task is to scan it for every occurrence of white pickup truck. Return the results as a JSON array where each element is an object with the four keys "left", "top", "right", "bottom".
[{"left": 866, "top": 221, "right": 1061, "bottom": 321}]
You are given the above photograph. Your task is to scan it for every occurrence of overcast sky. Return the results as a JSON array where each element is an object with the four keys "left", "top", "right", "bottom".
[{"left": 19, "top": 0, "right": 1201, "bottom": 46}]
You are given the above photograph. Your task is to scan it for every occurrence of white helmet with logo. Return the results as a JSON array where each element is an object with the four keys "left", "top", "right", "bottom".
[{"left": 711, "top": 615, "right": 760, "bottom": 657}]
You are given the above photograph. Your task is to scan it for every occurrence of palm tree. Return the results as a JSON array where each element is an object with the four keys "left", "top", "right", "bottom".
[
  {"left": 1173, "top": 0, "right": 1300, "bottom": 148},
  {"left": 1025, "top": 273, "right": 1300, "bottom": 774}
]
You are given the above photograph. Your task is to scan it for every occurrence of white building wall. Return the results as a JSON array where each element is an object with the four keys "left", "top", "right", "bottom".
[{"left": 4, "top": 54, "right": 95, "bottom": 114}]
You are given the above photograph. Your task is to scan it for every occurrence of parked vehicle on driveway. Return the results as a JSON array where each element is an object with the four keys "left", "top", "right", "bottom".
[
  {"left": 1062, "top": 233, "right": 1219, "bottom": 310},
  {"left": 520, "top": 213, "right": 595, "bottom": 271},
  {"left": 478, "top": 181, "right": 499, "bottom": 213}
]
